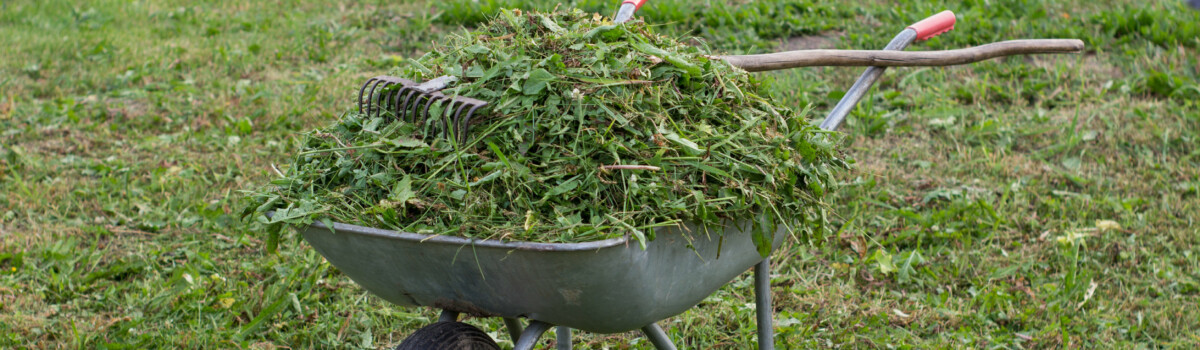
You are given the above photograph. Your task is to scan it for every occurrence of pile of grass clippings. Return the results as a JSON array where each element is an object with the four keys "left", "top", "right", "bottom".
[{"left": 244, "top": 9, "right": 846, "bottom": 255}]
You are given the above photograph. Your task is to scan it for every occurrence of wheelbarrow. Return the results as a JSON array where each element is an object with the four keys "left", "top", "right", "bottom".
[{"left": 305, "top": 2, "right": 1083, "bottom": 349}]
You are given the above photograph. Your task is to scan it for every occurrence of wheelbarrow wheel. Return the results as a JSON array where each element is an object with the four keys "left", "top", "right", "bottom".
[{"left": 394, "top": 321, "right": 500, "bottom": 350}]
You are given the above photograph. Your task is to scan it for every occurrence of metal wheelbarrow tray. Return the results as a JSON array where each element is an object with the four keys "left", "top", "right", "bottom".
[{"left": 303, "top": 220, "right": 782, "bottom": 347}]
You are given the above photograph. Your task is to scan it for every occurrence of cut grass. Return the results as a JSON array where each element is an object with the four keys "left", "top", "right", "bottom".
[{"left": 1, "top": 0, "right": 1198, "bottom": 348}]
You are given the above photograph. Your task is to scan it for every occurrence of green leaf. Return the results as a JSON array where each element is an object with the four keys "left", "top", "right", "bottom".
[
  {"left": 568, "top": 75, "right": 653, "bottom": 87},
  {"left": 320, "top": 217, "right": 336, "bottom": 234},
  {"left": 464, "top": 44, "right": 490, "bottom": 54},
  {"left": 469, "top": 170, "right": 504, "bottom": 187},
  {"left": 630, "top": 41, "right": 702, "bottom": 76},
  {"left": 660, "top": 128, "right": 704, "bottom": 155},
  {"left": 267, "top": 205, "right": 309, "bottom": 224},
  {"left": 752, "top": 212, "right": 775, "bottom": 257},
  {"left": 498, "top": 8, "right": 523, "bottom": 28},
  {"left": 390, "top": 175, "right": 415, "bottom": 205},
  {"left": 237, "top": 286, "right": 288, "bottom": 339},
  {"left": 630, "top": 228, "right": 647, "bottom": 250},
  {"left": 537, "top": 14, "right": 566, "bottom": 34},
  {"left": 385, "top": 138, "right": 429, "bottom": 148},
  {"left": 254, "top": 195, "right": 281, "bottom": 215},
  {"left": 989, "top": 264, "right": 1019, "bottom": 280},
  {"left": 583, "top": 24, "right": 618, "bottom": 39},
  {"left": 265, "top": 223, "right": 283, "bottom": 254},
  {"left": 874, "top": 249, "right": 897, "bottom": 275},
  {"left": 543, "top": 176, "right": 580, "bottom": 199},
  {"left": 523, "top": 68, "right": 555, "bottom": 95},
  {"left": 685, "top": 161, "right": 732, "bottom": 179}
]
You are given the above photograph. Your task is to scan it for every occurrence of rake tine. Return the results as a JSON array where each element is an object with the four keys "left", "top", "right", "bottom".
[
  {"left": 420, "top": 92, "right": 439, "bottom": 125},
  {"left": 437, "top": 98, "right": 458, "bottom": 141},
  {"left": 441, "top": 99, "right": 461, "bottom": 139},
  {"left": 399, "top": 88, "right": 424, "bottom": 122},
  {"left": 416, "top": 96, "right": 441, "bottom": 137},
  {"left": 410, "top": 93, "right": 433, "bottom": 125},
  {"left": 374, "top": 80, "right": 393, "bottom": 117},
  {"left": 365, "top": 79, "right": 387, "bottom": 115},
  {"left": 393, "top": 86, "right": 414, "bottom": 121},
  {"left": 420, "top": 94, "right": 444, "bottom": 121},
  {"left": 374, "top": 81, "right": 397, "bottom": 119},
  {"left": 445, "top": 98, "right": 464, "bottom": 143},
  {"left": 384, "top": 82, "right": 405, "bottom": 119},
  {"left": 456, "top": 102, "right": 485, "bottom": 144},
  {"left": 378, "top": 85, "right": 396, "bottom": 119},
  {"left": 396, "top": 86, "right": 415, "bottom": 120},
  {"left": 448, "top": 99, "right": 471, "bottom": 142},
  {"left": 358, "top": 77, "right": 382, "bottom": 114},
  {"left": 421, "top": 93, "right": 446, "bottom": 122}
]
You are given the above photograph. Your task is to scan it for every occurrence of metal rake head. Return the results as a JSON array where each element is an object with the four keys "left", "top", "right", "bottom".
[{"left": 358, "top": 75, "right": 488, "bottom": 143}]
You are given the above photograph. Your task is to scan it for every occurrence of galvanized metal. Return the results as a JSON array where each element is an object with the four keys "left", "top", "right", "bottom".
[
  {"left": 819, "top": 28, "right": 917, "bottom": 131},
  {"left": 300, "top": 219, "right": 782, "bottom": 334},
  {"left": 754, "top": 258, "right": 774, "bottom": 350},
  {"left": 642, "top": 323, "right": 677, "bottom": 350},
  {"left": 514, "top": 321, "right": 553, "bottom": 350},
  {"left": 613, "top": 3, "right": 638, "bottom": 23},
  {"left": 503, "top": 317, "right": 524, "bottom": 343},
  {"left": 556, "top": 326, "right": 572, "bottom": 350}
]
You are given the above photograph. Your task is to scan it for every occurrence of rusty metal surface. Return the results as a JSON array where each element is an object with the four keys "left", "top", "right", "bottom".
[{"left": 300, "top": 220, "right": 781, "bottom": 334}]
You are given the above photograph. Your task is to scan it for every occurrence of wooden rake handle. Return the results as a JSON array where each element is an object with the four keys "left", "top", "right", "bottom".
[{"left": 719, "top": 39, "right": 1085, "bottom": 72}]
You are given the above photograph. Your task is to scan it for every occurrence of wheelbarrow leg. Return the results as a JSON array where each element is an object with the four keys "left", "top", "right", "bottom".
[
  {"left": 556, "top": 326, "right": 572, "bottom": 350},
  {"left": 755, "top": 258, "right": 774, "bottom": 350},
  {"left": 438, "top": 310, "right": 459, "bottom": 322},
  {"left": 513, "top": 320, "right": 552, "bottom": 350},
  {"left": 641, "top": 323, "right": 677, "bottom": 350},
  {"left": 503, "top": 317, "right": 524, "bottom": 343}
]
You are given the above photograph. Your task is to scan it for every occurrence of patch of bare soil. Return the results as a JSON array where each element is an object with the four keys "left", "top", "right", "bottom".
[{"left": 781, "top": 31, "right": 844, "bottom": 51}]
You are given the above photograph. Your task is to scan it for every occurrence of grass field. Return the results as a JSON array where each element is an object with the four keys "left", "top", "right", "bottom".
[{"left": 1, "top": 0, "right": 1198, "bottom": 348}]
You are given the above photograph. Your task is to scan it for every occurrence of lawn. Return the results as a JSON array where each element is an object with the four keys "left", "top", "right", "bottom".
[{"left": 1, "top": 0, "right": 1198, "bottom": 348}]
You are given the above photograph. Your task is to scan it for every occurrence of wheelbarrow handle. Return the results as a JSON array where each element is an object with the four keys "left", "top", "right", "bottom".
[
  {"left": 614, "top": 0, "right": 648, "bottom": 23},
  {"left": 717, "top": 39, "right": 1085, "bottom": 71},
  {"left": 786, "top": 11, "right": 1082, "bottom": 131},
  {"left": 908, "top": 10, "right": 957, "bottom": 41},
  {"left": 816, "top": 19, "right": 926, "bottom": 131}
]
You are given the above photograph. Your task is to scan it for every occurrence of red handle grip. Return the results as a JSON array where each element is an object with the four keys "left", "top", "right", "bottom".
[
  {"left": 623, "top": 0, "right": 648, "bottom": 10},
  {"left": 908, "top": 10, "right": 956, "bottom": 41}
]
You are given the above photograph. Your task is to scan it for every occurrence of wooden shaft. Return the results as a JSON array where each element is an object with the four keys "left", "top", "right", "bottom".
[{"left": 719, "top": 39, "right": 1085, "bottom": 72}]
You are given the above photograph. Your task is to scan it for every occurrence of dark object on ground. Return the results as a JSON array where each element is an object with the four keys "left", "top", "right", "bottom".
[{"left": 394, "top": 322, "right": 500, "bottom": 350}]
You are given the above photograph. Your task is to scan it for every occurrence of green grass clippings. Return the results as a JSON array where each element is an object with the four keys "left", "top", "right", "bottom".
[{"left": 245, "top": 9, "right": 845, "bottom": 252}]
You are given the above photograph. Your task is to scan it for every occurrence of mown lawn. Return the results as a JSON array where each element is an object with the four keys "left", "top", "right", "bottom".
[{"left": 1, "top": 0, "right": 1198, "bottom": 348}]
